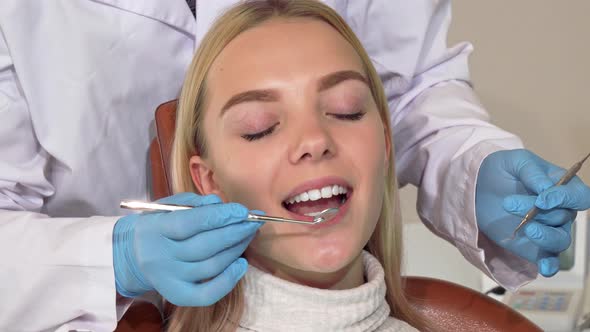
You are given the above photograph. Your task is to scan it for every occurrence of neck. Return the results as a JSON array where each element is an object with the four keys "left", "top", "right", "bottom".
[{"left": 244, "top": 251, "right": 364, "bottom": 290}]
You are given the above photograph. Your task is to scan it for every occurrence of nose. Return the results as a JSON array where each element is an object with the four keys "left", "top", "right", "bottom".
[{"left": 289, "top": 116, "right": 336, "bottom": 164}]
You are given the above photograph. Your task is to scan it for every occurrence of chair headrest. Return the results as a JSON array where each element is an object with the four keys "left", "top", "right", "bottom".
[{"left": 154, "top": 100, "right": 178, "bottom": 195}]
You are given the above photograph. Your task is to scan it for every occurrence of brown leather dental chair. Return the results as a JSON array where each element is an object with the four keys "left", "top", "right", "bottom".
[{"left": 115, "top": 100, "right": 543, "bottom": 332}]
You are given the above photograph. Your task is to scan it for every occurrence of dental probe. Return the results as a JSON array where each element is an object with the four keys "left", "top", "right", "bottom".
[
  {"left": 512, "top": 151, "right": 590, "bottom": 238},
  {"left": 120, "top": 200, "right": 339, "bottom": 225}
]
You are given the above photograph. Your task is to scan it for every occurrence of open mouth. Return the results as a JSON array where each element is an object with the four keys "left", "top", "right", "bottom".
[{"left": 282, "top": 184, "right": 351, "bottom": 219}]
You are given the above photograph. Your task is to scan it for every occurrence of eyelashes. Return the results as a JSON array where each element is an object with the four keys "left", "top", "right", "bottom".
[
  {"left": 330, "top": 111, "right": 366, "bottom": 121},
  {"left": 240, "top": 111, "right": 366, "bottom": 142},
  {"left": 241, "top": 123, "right": 279, "bottom": 141}
]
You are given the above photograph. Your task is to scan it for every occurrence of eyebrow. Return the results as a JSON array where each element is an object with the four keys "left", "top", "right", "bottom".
[
  {"left": 220, "top": 70, "right": 368, "bottom": 116},
  {"left": 317, "top": 70, "right": 368, "bottom": 92}
]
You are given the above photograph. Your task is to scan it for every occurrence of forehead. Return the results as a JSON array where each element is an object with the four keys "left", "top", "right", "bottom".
[{"left": 207, "top": 17, "right": 365, "bottom": 94}]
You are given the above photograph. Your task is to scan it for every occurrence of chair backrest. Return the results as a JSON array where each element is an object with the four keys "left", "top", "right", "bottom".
[
  {"left": 117, "top": 100, "right": 543, "bottom": 331},
  {"left": 405, "top": 276, "right": 542, "bottom": 331}
]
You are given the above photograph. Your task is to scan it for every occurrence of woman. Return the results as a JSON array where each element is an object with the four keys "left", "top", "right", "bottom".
[{"left": 169, "top": 1, "right": 429, "bottom": 331}]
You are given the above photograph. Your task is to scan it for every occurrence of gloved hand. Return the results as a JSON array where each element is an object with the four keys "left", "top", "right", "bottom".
[
  {"left": 476, "top": 149, "right": 590, "bottom": 277},
  {"left": 113, "top": 192, "right": 263, "bottom": 306}
]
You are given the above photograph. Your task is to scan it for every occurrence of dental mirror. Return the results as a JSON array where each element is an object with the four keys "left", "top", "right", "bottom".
[
  {"left": 247, "top": 207, "right": 340, "bottom": 225},
  {"left": 120, "top": 200, "right": 340, "bottom": 226},
  {"left": 311, "top": 207, "right": 339, "bottom": 223}
]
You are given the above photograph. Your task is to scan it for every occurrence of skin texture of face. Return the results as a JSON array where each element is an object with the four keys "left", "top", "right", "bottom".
[{"left": 190, "top": 18, "right": 390, "bottom": 290}]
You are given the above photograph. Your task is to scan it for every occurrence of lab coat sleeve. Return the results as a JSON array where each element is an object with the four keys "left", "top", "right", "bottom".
[
  {"left": 0, "top": 29, "right": 129, "bottom": 331},
  {"left": 345, "top": 0, "right": 537, "bottom": 290}
]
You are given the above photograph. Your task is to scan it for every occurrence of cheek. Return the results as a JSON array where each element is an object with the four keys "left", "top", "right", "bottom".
[
  {"left": 343, "top": 116, "right": 388, "bottom": 181},
  {"left": 366, "top": 126, "right": 388, "bottom": 211},
  {"left": 365, "top": 128, "right": 388, "bottom": 194},
  {"left": 211, "top": 144, "right": 277, "bottom": 208},
  {"left": 345, "top": 116, "right": 388, "bottom": 232}
]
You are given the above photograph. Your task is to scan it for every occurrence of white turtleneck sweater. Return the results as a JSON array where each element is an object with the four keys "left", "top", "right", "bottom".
[{"left": 237, "top": 251, "right": 419, "bottom": 332}]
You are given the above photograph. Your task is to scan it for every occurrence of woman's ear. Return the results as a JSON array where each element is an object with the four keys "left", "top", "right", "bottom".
[{"left": 189, "top": 155, "right": 225, "bottom": 198}]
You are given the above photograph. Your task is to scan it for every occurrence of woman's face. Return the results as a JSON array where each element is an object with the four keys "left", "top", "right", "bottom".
[{"left": 190, "top": 18, "right": 390, "bottom": 286}]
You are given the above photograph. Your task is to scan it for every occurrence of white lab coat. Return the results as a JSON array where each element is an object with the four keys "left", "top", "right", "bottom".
[{"left": 0, "top": 0, "right": 532, "bottom": 331}]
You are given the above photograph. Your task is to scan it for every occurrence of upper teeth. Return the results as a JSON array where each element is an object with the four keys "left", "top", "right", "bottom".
[{"left": 285, "top": 185, "right": 348, "bottom": 204}]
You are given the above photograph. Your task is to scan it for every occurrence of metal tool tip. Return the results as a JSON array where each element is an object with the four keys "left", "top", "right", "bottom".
[{"left": 312, "top": 207, "right": 339, "bottom": 224}]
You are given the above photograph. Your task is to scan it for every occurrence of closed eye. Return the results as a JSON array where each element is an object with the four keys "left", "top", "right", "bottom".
[
  {"left": 241, "top": 123, "right": 279, "bottom": 141},
  {"left": 329, "top": 111, "right": 366, "bottom": 121}
]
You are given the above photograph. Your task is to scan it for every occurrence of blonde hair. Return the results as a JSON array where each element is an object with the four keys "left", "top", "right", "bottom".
[{"left": 169, "top": 0, "right": 428, "bottom": 331}]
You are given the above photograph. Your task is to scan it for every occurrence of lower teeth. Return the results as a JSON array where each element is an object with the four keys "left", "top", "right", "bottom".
[
  {"left": 303, "top": 196, "right": 347, "bottom": 217},
  {"left": 304, "top": 211, "right": 322, "bottom": 217}
]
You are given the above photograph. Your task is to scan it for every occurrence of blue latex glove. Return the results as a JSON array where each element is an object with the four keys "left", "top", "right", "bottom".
[
  {"left": 476, "top": 149, "right": 590, "bottom": 277},
  {"left": 113, "top": 192, "right": 263, "bottom": 306}
]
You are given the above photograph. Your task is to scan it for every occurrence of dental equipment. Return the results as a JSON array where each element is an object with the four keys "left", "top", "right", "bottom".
[
  {"left": 512, "top": 151, "right": 590, "bottom": 238},
  {"left": 120, "top": 200, "right": 339, "bottom": 225}
]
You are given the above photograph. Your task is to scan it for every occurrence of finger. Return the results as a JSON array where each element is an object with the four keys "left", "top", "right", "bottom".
[
  {"left": 161, "top": 202, "right": 249, "bottom": 240},
  {"left": 535, "top": 177, "right": 590, "bottom": 210},
  {"left": 157, "top": 192, "right": 222, "bottom": 207},
  {"left": 546, "top": 168, "right": 568, "bottom": 184},
  {"left": 538, "top": 256, "right": 560, "bottom": 277},
  {"left": 249, "top": 209, "right": 266, "bottom": 216},
  {"left": 524, "top": 221, "right": 572, "bottom": 253},
  {"left": 172, "top": 221, "right": 262, "bottom": 262},
  {"left": 516, "top": 156, "right": 555, "bottom": 194},
  {"left": 503, "top": 194, "right": 535, "bottom": 215},
  {"left": 175, "top": 233, "right": 254, "bottom": 282},
  {"left": 166, "top": 258, "right": 249, "bottom": 307},
  {"left": 503, "top": 195, "right": 576, "bottom": 226}
]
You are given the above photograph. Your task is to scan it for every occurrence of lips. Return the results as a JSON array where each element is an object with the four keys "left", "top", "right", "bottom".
[
  {"left": 284, "top": 193, "right": 347, "bottom": 216},
  {"left": 280, "top": 176, "right": 352, "bottom": 226},
  {"left": 283, "top": 192, "right": 352, "bottom": 228}
]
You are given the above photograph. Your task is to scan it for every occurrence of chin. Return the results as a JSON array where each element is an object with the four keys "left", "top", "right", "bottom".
[{"left": 303, "top": 243, "right": 359, "bottom": 273}]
